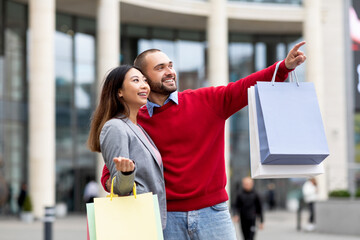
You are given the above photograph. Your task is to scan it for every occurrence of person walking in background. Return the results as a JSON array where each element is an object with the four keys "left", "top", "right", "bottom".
[
  {"left": 100, "top": 42, "right": 306, "bottom": 239},
  {"left": 302, "top": 178, "right": 318, "bottom": 231},
  {"left": 87, "top": 65, "right": 167, "bottom": 229},
  {"left": 233, "top": 177, "right": 263, "bottom": 240},
  {"left": 17, "top": 182, "right": 27, "bottom": 213},
  {"left": 266, "top": 182, "right": 276, "bottom": 211},
  {"left": 83, "top": 177, "right": 99, "bottom": 203}
]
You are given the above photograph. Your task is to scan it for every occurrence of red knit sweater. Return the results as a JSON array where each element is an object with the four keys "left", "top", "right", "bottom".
[{"left": 101, "top": 61, "right": 291, "bottom": 211}]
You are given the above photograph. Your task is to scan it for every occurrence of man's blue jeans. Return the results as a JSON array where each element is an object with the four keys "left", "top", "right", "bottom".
[{"left": 163, "top": 202, "right": 237, "bottom": 240}]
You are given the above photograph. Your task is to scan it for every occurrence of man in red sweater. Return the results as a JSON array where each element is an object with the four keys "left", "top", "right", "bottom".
[{"left": 100, "top": 42, "right": 306, "bottom": 239}]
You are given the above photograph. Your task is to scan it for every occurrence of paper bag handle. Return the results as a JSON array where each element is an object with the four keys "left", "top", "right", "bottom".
[
  {"left": 106, "top": 176, "right": 137, "bottom": 200},
  {"left": 271, "top": 60, "right": 299, "bottom": 86}
]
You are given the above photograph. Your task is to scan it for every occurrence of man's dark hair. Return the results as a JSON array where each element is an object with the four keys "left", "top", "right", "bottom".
[{"left": 134, "top": 49, "right": 161, "bottom": 71}]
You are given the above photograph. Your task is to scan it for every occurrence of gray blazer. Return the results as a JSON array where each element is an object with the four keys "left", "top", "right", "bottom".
[{"left": 99, "top": 115, "right": 167, "bottom": 229}]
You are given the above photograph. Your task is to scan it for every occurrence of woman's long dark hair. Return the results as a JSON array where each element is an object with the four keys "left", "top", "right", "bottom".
[{"left": 87, "top": 65, "right": 136, "bottom": 152}]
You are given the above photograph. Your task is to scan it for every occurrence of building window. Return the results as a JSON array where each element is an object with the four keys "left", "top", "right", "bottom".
[
  {"left": 55, "top": 13, "right": 96, "bottom": 212},
  {"left": 0, "top": 0, "right": 27, "bottom": 214},
  {"left": 123, "top": 25, "right": 207, "bottom": 91},
  {"left": 228, "top": 34, "right": 304, "bottom": 208},
  {"left": 352, "top": 1, "right": 360, "bottom": 182},
  {"left": 0, "top": 0, "right": 4, "bottom": 56},
  {"left": 138, "top": 39, "right": 207, "bottom": 91}
]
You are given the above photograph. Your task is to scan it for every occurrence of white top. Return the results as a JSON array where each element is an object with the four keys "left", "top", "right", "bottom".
[
  {"left": 83, "top": 180, "right": 99, "bottom": 200},
  {"left": 302, "top": 180, "right": 318, "bottom": 203}
]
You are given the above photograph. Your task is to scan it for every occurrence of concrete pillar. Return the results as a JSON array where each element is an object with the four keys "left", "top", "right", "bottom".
[
  {"left": 207, "top": 0, "right": 228, "bottom": 87},
  {"left": 29, "top": 0, "right": 55, "bottom": 218},
  {"left": 304, "top": 0, "right": 349, "bottom": 199},
  {"left": 207, "top": 0, "right": 231, "bottom": 198},
  {"left": 321, "top": 0, "right": 349, "bottom": 193},
  {"left": 303, "top": 0, "right": 327, "bottom": 201},
  {"left": 344, "top": 0, "right": 355, "bottom": 196},
  {"left": 96, "top": 0, "right": 120, "bottom": 194}
]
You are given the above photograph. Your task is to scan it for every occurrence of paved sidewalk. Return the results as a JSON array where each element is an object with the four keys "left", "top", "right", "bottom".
[
  {"left": 238, "top": 210, "right": 360, "bottom": 240},
  {"left": 0, "top": 214, "right": 87, "bottom": 240},
  {"left": 0, "top": 210, "right": 359, "bottom": 240}
]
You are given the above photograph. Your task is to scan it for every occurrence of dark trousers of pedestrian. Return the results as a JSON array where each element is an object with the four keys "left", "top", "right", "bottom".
[
  {"left": 308, "top": 202, "right": 315, "bottom": 223},
  {"left": 86, "top": 196, "right": 96, "bottom": 204},
  {"left": 240, "top": 217, "right": 256, "bottom": 240}
]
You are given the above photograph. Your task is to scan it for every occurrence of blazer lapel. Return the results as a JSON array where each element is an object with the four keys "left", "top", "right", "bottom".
[{"left": 121, "top": 117, "right": 162, "bottom": 169}]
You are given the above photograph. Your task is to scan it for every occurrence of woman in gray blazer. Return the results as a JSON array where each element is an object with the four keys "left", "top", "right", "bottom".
[{"left": 87, "top": 65, "right": 166, "bottom": 229}]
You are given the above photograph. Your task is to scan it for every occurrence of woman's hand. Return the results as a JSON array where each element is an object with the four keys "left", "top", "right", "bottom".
[{"left": 113, "top": 157, "right": 135, "bottom": 173}]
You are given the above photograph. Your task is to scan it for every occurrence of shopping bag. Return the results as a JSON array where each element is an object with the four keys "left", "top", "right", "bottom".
[
  {"left": 92, "top": 177, "right": 164, "bottom": 240},
  {"left": 86, "top": 195, "right": 162, "bottom": 240},
  {"left": 254, "top": 62, "right": 329, "bottom": 165},
  {"left": 248, "top": 86, "right": 324, "bottom": 179},
  {"left": 86, "top": 203, "right": 96, "bottom": 240}
]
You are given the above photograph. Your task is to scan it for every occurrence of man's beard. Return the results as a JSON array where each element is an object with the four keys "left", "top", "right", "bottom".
[{"left": 147, "top": 77, "right": 177, "bottom": 95}]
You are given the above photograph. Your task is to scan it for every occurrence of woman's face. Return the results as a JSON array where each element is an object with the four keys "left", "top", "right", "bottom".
[{"left": 118, "top": 68, "right": 150, "bottom": 109}]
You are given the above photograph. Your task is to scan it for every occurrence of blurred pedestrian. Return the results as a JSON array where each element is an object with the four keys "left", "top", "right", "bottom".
[
  {"left": 233, "top": 177, "right": 264, "bottom": 240},
  {"left": 83, "top": 177, "right": 99, "bottom": 204},
  {"left": 266, "top": 182, "right": 276, "bottom": 210},
  {"left": 302, "top": 177, "right": 318, "bottom": 231},
  {"left": 17, "top": 182, "right": 27, "bottom": 213}
]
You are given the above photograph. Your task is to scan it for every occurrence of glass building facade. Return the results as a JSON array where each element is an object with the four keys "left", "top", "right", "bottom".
[
  {"left": 54, "top": 14, "right": 97, "bottom": 212},
  {"left": 351, "top": 0, "right": 360, "bottom": 196},
  {"left": 0, "top": 0, "right": 99, "bottom": 213},
  {"left": 0, "top": 0, "right": 28, "bottom": 213},
  {"left": 228, "top": 35, "right": 307, "bottom": 207},
  {"left": 0, "top": 0, "right": 357, "bottom": 214}
]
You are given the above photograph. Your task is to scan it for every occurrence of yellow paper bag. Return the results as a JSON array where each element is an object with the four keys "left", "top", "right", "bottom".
[{"left": 93, "top": 178, "right": 163, "bottom": 240}]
